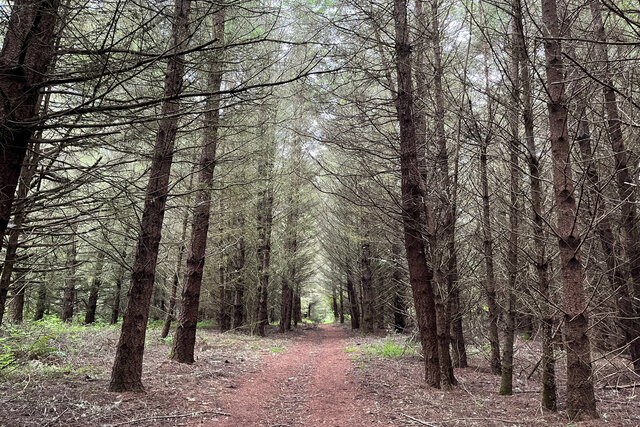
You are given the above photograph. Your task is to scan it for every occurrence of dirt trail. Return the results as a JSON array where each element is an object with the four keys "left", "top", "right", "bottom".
[{"left": 216, "top": 324, "right": 379, "bottom": 426}]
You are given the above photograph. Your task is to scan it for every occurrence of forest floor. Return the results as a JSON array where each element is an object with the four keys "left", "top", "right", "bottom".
[{"left": 0, "top": 320, "right": 639, "bottom": 426}]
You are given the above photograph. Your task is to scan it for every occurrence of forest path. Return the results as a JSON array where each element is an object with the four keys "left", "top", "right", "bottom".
[{"left": 216, "top": 324, "right": 379, "bottom": 426}]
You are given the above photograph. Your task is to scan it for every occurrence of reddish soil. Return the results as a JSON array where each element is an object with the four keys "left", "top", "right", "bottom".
[
  {"left": 2, "top": 323, "right": 639, "bottom": 426},
  {"left": 216, "top": 324, "right": 378, "bottom": 426}
]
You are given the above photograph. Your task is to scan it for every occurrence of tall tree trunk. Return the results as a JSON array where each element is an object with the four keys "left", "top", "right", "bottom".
[
  {"left": 449, "top": 288, "right": 466, "bottom": 368},
  {"left": 279, "top": 134, "right": 301, "bottom": 333},
  {"left": 393, "top": 0, "right": 440, "bottom": 388},
  {"left": 0, "top": 143, "right": 41, "bottom": 325},
  {"left": 293, "top": 288, "right": 302, "bottom": 326},
  {"left": 429, "top": 0, "right": 457, "bottom": 387},
  {"left": 218, "top": 262, "right": 231, "bottom": 332},
  {"left": 541, "top": 0, "right": 598, "bottom": 418},
  {"left": 10, "top": 278, "right": 26, "bottom": 323},
  {"left": 109, "top": 0, "right": 192, "bottom": 392},
  {"left": 477, "top": 0, "right": 501, "bottom": 376},
  {"left": 360, "top": 238, "right": 375, "bottom": 333},
  {"left": 339, "top": 282, "right": 345, "bottom": 324},
  {"left": 231, "top": 216, "right": 246, "bottom": 331},
  {"left": 33, "top": 279, "right": 47, "bottom": 321},
  {"left": 0, "top": 0, "right": 60, "bottom": 251},
  {"left": 589, "top": 2, "right": 640, "bottom": 363},
  {"left": 161, "top": 208, "right": 189, "bottom": 338},
  {"left": 84, "top": 249, "right": 105, "bottom": 324},
  {"left": 255, "top": 109, "right": 276, "bottom": 336},
  {"left": 61, "top": 229, "right": 77, "bottom": 322},
  {"left": 346, "top": 274, "right": 360, "bottom": 329},
  {"left": 500, "top": 8, "right": 522, "bottom": 397},
  {"left": 513, "top": 0, "right": 557, "bottom": 407},
  {"left": 172, "top": 10, "right": 225, "bottom": 361},
  {"left": 391, "top": 242, "right": 407, "bottom": 333},
  {"left": 110, "top": 256, "right": 126, "bottom": 324},
  {"left": 279, "top": 277, "right": 292, "bottom": 332}
]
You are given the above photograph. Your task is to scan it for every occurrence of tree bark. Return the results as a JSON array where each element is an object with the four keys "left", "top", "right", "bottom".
[
  {"left": 0, "top": 143, "right": 41, "bottom": 325},
  {"left": 346, "top": 274, "right": 360, "bottom": 329},
  {"left": 391, "top": 242, "right": 407, "bottom": 333},
  {"left": 33, "top": 279, "right": 47, "bottom": 321},
  {"left": 393, "top": 0, "right": 440, "bottom": 388},
  {"left": 10, "top": 278, "right": 26, "bottom": 323},
  {"left": 161, "top": 209, "right": 189, "bottom": 338},
  {"left": 0, "top": 0, "right": 60, "bottom": 252},
  {"left": 577, "top": 116, "right": 640, "bottom": 373},
  {"left": 84, "top": 249, "right": 105, "bottom": 324},
  {"left": 589, "top": 2, "right": 640, "bottom": 355},
  {"left": 255, "top": 108, "right": 276, "bottom": 336},
  {"left": 231, "top": 215, "right": 246, "bottom": 331},
  {"left": 477, "top": 0, "right": 501, "bottom": 375},
  {"left": 515, "top": 0, "right": 556, "bottom": 406},
  {"left": 360, "top": 238, "right": 375, "bottom": 333},
  {"left": 541, "top": 0, "right": 598, "bottom": 418},
  {"left": 109, "top": 0, "right": 192, "bottom": 392},
  {"left": 171, "top": 10, "right": 225, "bottom": 361},
  {"left": 339, "top": 282, "right": 345, "bottom": 324},
  {"left": 110, "top": 257, "right": 126, "bottom": 325},
  {"left": 500, "top": 7, "right": 522, "bottom": 397},
  {"left": 61, "top": 229, "right": 77, "bottom": 322}
]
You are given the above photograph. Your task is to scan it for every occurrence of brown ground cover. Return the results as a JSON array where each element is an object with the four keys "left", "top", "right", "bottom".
[{"left": 0, "top": 323, "right": 638, "bottom": 426}]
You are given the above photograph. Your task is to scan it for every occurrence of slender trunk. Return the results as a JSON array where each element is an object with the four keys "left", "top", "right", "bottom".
[
  {"left": 279, "top": 135, "right": 301, "bottom": 332},
  {"left": 218, "top": 262, "right": 231, "bottom": 332},
  {"left": 331, "top": 287, "right": 338, "bottom": 321},
  {"left": 255, "top": 112, "right": 276, "bottom": 336},
  {"left": 293, "top": 289, "right": 302, "bottom": 326},
  {"left": 172, "top": 11, "right": 225, "bottom": 361},
  {"left": 110, "top": 0, "right": 192, "bottom": 392},
  {"left": 279, "top": 278, "right": 292, "bottom": 332},
  {"left": 541, "top": 0, "right": 598, "bottom": 418},
  {"left": 392, "top": 243, "right": 407, "bottom": 333},
  {"left": 589, "top": 1, "right": 640, "bottom": 309},
  {"left": 500, "top": 8, "right": 522, "bottom": 397},
  {"left": 0, "top": 0, "right": 60, "bottom": 250},
  {"left": 84, "top": 250, "right": 105, "bottom": 324},
  {"left": 10, "top": 278, "right": 26, "bottom": 323},
  {"left": 33, "top": 279, "right": 47, "bottom": 321},
  {"left": 110, "top": 258, "right": 125, "bottom": 324},
  {"left": 346, "top": 275, "right": 360, "bottom": 329},
  {"left": 0, "top": 143, "right": 41, "bottom": 325},
  {"left": 477, "top": 1, "right": 501, "bottom": 375},
  {"left": 61, "top": 230, "right": 77, "bottom": 322},
  {"left": 513, "top": 0, "right": 556, "bottom": 406},
  {"left": 161, "top": 209, "right": 189, "bottom": 337},
  {"left": 232, "top": 219, "right": 246, "bottom": 331},
  {"left": 449, "top": 288, "right": 466, "bottom": 367},
  {"left": 360, "top": 239, "right": 375, "bottom": 333},
  {"left": 393, "top": 0, "right": 440, "bottom": 387},
  {"left": 339, "top": 282, "right": 345, "bottom": 324}
]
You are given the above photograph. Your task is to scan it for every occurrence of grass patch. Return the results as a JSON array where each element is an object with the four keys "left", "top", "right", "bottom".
[
  {"left": 350, "top": 338, "right": 418, "bottom": 361},
  {"left": 269, "top": 346, "right": 284, "bottom": 353}
]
